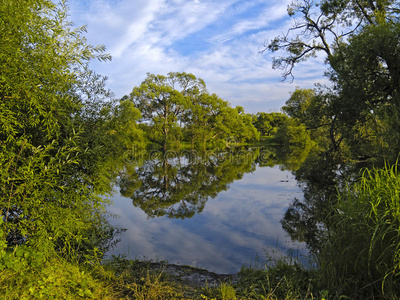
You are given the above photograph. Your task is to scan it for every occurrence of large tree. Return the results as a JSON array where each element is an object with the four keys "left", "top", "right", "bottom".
[
  {"left": 268, "top": 0, "right": 400, "bottom": 163},
  {"left": 130, "top": 73, "right": 259, "bottom": 150},
  {"left": 129, "top": 72, "right": 206, "bottom": 151},
  {"left": 0, "top": 0, "right": 128, "bottom": 258}
]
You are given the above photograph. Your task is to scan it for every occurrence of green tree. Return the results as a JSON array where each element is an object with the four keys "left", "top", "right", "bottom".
[
  {"left": 183, "top": 92, "right": 225, "bottom": 150},
  {"left": 230, "top": 106, "right": 260, "bottom": 143},
  {"left": 0, "top": 0, "right": 121, "bottom": 259},
  {"left": 129, "top": 72, "right": 206, "bottom": 151},
  {"left": 267, "top": 0, "right": 400, "bottom": 163},
  {"left": 282, "top": 88, "right": 315, "bottom": 122},
  {"left": 266, "top": 0, "right": 398, "bottom": 80},
  {"left": 274, "top": 118, "right": 311, "bottom": 147},
  {"left": 253, "top": 112, "right": 288, "bottom": 136},
  {"left": 105, "top": 99, "right": 146, "bottom": 150},
  {"left": 130, "top": 74, "right": 259, "bottom": 151},
  {"left": 327, "top": 21, "right": 400, "bottom": 161}
]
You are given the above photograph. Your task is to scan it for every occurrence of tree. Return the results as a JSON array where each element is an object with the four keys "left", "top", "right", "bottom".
[
  {"left": 130, "top": 72, "right": 206, "bottom": 151},
  {"left": 266, "top": 0, "right": 398, "bottom": 80},
  {"left": 328, "top": 21, "right": 400, "bottom": 160},
  {"left": 282, "top": 88, "right": 315, "bottom": 121},
  {"left": 0, "top": 0, "right": 121, "bottom": 258},
  {"left": 230, "top": 107, "right": 260, "bottom": 144},
  {"left": 130, "top": 73, "right": 259, "bottom": 150},
  {"left": 269, "top": 2, "right": 400, "bottom": 297},
  {"left": 267, "top": 0, "right": 400, "bottom": 163},
  {"left": 274, "top": 118, "right": 312, "bottom": 148},
  {"left": 183, "top": 92, "right": 226, "bottom": 150},
  {"left": 253, "top": 112, "right": 288, "bottom": 136}
]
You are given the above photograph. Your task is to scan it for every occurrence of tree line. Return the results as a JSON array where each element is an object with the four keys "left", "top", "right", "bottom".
[{"left": 121, "top": 72, "right": 298, "bottom": 151}]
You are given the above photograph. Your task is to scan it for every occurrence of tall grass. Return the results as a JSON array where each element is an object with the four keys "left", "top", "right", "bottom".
[{"left": 318, "top": 163, "right": 400, "bottom": 299}]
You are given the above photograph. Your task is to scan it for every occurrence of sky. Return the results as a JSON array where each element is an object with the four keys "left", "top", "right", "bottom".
[{"left": 68, "top": 0, "right": 329, "bottom": 113}]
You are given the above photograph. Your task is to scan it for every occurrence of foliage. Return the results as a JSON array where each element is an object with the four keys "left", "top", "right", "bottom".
[
  {"left": 274, "top": 118, "right": 312, "bottom": 148},
  {"left": 233, "top": 259, "right": 314, "bottom": 299},
  {"left": 101, "top": 256, "right": 185, "bottom": 299},
  {"left": 267, "top": 0, "right": 400, "bottom": 164},
  {"left": 252, "top": 112, "right": 288, "bottom": 137},
  {"left": 129, "top": 72, "right": 206, "bottom": 151},
  {"left": 0, "top": 0, "right": 140, "bottom": 269},
  {"left": 128, "top": 73, "right": 259, "bottom": 151},
  {"left": 266, "top": 0, "right": 399, "bottom": 80},
  {"left": 268, "top": 5, "right": 400, "bottom": 298},
  {"left": 0, "top": 0, "right": 86, "bottom": 252},
  {"left": 327, "top": 20, "right": 400, "bottom": 162},
  {"left": 0, "top": 252, "right": 114, "bottom": 300}
]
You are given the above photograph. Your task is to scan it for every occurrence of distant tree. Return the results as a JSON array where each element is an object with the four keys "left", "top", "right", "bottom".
[
  {"left": 282, "top": 88, "right": 315, "bottom": 122},
  {"left": 253, "top": 112, "right": 288, "bottom": 136},
  {"left": 183, "top": 92, "right": 226, "bottom": 150},
  {"left": 274, "top": 118, "right": 312, "bottom": 148},
  {"left": 230, "top": 107, "right": 260, "bottom": 144},
  {"left": 129, "top": 72, "right": 206, "bottom": 151},
  {"left": 130, "top": 73, "right": 259, "bottom": 150}
]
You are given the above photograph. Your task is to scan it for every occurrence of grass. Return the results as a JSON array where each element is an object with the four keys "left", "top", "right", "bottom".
[
  {"left": 0, "top": 249, "right": 318, "bottom": 299},
  {"left": 317, "top": 163, "right": 400, "bottom": 299},
  {"left": 0, "top": 255, "right": 114, "bottom": 300}
]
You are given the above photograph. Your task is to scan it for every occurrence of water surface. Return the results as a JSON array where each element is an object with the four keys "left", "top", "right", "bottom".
[{"left": 105, "top": 150, "right": 305, "bottom": 274}]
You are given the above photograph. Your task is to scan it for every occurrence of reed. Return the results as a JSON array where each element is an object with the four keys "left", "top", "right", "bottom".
[{"left": 318, "top": 163, "right": 400, "bottom": 299}]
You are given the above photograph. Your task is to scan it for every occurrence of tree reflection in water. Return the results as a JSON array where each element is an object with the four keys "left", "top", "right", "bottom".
[
  {"left": 116, "top": 144, "right": 322, "bottom": 252},
  {"left": 117, "top": 149, "right": 259, "bottom": 219},
  {"left": 279, "top": 147, "right": 368, "bottom": 254}
]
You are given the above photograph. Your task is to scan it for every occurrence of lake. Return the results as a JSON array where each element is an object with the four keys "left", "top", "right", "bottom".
[{"left": 105, "top": 148, "right": 306, "bottom": 274}]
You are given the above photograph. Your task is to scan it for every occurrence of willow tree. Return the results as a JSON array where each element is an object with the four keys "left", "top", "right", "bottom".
[
  {"left": 0, "top": 0, "right": 124, "bottom": 259},
  {"left": 130, "top": 72, "right": 206, "bottom": 151}
]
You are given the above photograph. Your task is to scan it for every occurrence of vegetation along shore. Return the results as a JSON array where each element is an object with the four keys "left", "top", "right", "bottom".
[{"left": 1, "top": 0, "right": 400, "bottom": 299}]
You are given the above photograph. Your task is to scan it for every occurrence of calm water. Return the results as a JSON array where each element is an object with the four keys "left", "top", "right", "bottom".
[{"left": 105, "top": 150, "right": 306, "bottom": 274}]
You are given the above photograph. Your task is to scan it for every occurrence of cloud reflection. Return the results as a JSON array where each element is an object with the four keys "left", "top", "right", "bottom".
[{"left": 106, "top": 165, "right": 305, "bottom": 273}]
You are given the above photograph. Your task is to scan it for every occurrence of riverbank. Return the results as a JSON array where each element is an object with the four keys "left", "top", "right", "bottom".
[{"left": 99, "top": 256, "right": 314, "bottom": 299}]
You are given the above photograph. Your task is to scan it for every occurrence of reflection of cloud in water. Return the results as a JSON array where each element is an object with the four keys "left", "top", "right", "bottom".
[
  {"left": 107, "top": 196, "right": 239, "bottom": 272},
  {"left": 106, "top": 165, "right": 305, "bottom": 273}
]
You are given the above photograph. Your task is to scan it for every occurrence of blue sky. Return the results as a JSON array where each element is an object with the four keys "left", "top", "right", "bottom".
[{"left": 68, "top": 0, "right": 328, "bottom": 113}]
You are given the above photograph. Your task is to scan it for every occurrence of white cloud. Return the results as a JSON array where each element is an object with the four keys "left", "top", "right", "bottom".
[
  {"left": 68, "top": 0, "right": 330, "bottom": 112},
  {"left": 210, "top": 2, "right": 289, "bottom": 44},
  {"left": 150, "top": 0, "right": 235, "bottom": 45}
]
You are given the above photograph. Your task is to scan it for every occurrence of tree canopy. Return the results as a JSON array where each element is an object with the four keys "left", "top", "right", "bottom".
[
  {"left": 270, "top": 1, "right": 400, "bottom": 297},
  {"left": 128, "top": 72, "right": 260, "bottom": 151},
  {"left": 269, "top": 0, "right": 400, "bottom": 164}
]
